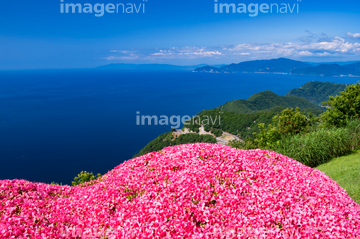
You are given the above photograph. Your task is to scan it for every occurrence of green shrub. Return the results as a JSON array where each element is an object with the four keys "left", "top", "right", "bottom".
[
  {"left": 228, "top": 138, "right": 258, "bottom": 150},
  {"left": 72, "top": 171, "right": 101, "bottom": 186},
  {"left": 228, "top": 140, "right": 246, "bottom": 149},
  {"left": 50, "top": 182, "right": 62, "bottom": 185},
  {"left": 253, "top": 122, "right": 281, "bottom": 149}
]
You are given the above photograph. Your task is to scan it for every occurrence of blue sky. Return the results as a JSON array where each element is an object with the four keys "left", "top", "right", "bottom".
[{"left": 0, "top": 0, "right": 360, "bottom": 69}]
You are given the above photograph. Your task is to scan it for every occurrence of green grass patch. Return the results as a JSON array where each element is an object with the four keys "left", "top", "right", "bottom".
[
  {"left": 316, "top": 151, "right": 360, "bottom": 204},
  {"left": 274, "top": 120, "right": 360, "bottom": 167}
]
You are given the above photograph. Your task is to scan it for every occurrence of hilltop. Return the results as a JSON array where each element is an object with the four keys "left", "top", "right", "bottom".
[{"left": 218, "top": 90, "right": 324, "bottom": 114}]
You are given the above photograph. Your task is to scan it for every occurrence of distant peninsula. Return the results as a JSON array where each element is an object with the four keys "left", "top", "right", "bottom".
[
  {"left": 97, "top": 58, "right": 360, "bottom": 77},
  {"left": 96, "top": 63, "right": 210, "bottom": 71}
]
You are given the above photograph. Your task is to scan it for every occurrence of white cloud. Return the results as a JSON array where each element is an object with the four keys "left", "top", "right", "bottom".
[
  {"left": 298, "top": 51, "right": 313, "bottom": 56},
  {"left": 224, "top": 36, "right": 360, "bottom": 58},
  {"left": 105, "top": 50, "right": 141, "bottom": 60},
  {"left": 106, "top": 33, "right": 360, "bottom": 63},
  {"left": 234, "top": 53, "right": 250, "bottom": 56},
  {"left": 347, "top": 32, "right": 360, "bottom": 39},
  {"left": 150, "top": 47, "right": 222, "bottom": 58}
]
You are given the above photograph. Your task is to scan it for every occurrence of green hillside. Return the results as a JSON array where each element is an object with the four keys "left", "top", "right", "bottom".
[
  {"left": 134, "top": 132, "right": 216, "bottom": 158},
  {"left": 191, "top": 107, "right": 321, "bottom": 139},
  {"left": 135, "top": 82, "right": 348, "bottom": 157},
  {"left": 316, "top": 151, "right": 360, "bottom": 203},
  {"left": 286, "top": 81, "right": 347, "bottom": 105},
  {"left": 218, "top": 90, "right": 324, "bottom": 113}
]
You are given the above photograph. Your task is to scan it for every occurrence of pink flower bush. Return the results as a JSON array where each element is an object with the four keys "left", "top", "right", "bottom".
[{"left": 1, "top": 143, "right": 360, "bottom": 238}]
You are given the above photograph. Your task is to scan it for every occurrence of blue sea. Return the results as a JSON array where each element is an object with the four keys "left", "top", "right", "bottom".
[{"left": 0, "top": 69, "right": 358, "bottom": 184}]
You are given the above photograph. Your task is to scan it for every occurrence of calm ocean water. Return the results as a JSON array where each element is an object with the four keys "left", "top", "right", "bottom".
[{"left": 0, "top": 69, "right": 357, "bottom": 184}]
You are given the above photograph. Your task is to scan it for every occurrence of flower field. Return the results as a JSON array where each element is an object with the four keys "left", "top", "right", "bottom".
[{"left": 1, "top": 143, "right": 359, "bottom": 238}]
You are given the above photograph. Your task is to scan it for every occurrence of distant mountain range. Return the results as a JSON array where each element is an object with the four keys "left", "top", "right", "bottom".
[
  {"left": 306, "top": 61, "right": 360, "bottom": 66},
  {"left": 291, "top": 63, "right": 360, "bottom": 77},
  {"left": 195, "top": 58, "right": 312, "bottom": 74},
  {"left": 194, "top": 58, "right": 360, "bottom": 77}
]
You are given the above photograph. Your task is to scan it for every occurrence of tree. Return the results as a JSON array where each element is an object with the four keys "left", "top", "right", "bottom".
[
  {"left": 321, "top": 82, "right": 360, "bottom": 127},
  {"left": 252, "top": 108, "right": 310, "bottom": 149},
  {"left": 211, "top": 128, "right": 223, "bottom": 137},
  {"left": 276, "top": 108, "right": 310, "bottom": 135}
]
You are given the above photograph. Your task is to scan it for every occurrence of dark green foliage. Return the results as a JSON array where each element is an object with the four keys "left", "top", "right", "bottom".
[
  {"left": 218, "top": 91, "right": 324, "bottom": 114},
  {"left": 189, "top": 109, "right": 276, "bottom": 138},
  {"left": 134, "top": 132, "right": 216, "bottom": 157},
  {"left": 203, "top": 125, "right": 211, "bottom": 132},
  {"left": 228, "top": 139, "right": 257, "bottom": 150},
  {"left": 276, "top": 108, "right": 310, "bottom": 135},
  {"left": 321, "top": 82, "right": 360, "bottom": 127},
  {"left": 228, "top": 140, "right": 246, "bottom": 149},
  {"left": 176, "top": 133, "right": 216, "bottom": 144},
  {"left": 286, "top": 81, "right": 347, "bottom": 105},
  {"left": 134, "top": 132, "right": 174, "bottom": 157},
  {"left": 72, "top": 171, "right": 101, "bottom": 186},
  {"left": 211, "top": 128, "right": 223, "bottom": 137}
]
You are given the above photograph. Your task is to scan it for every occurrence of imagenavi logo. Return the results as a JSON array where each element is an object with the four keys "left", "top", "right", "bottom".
[
  {"left": 214, "top": 0, "right": 301, "bottom": 17},
  {"left": 60, "top": 0, "right": 147, "bottom": 17},
  {"left": 135, "top": 112, "right": 221, "bottom": 129}
]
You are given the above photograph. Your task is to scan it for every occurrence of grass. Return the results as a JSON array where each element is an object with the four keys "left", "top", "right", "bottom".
[
  {"left": 274, "top": 120, "right": 360, "bottom": 167},
  {"left": 316, "top": 151, "right": 360, "bottom": 204}
]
